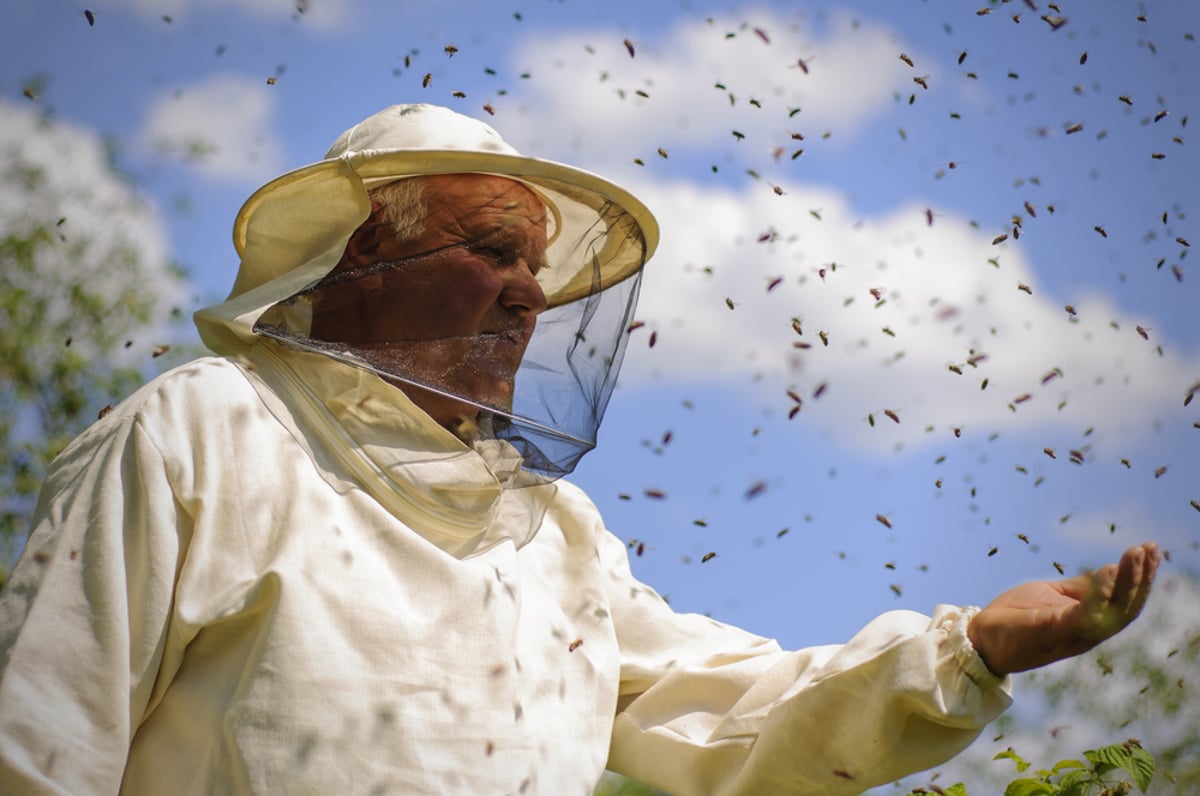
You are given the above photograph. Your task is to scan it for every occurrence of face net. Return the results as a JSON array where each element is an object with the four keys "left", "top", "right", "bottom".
[{"left": 253, "top": 174, "right": 647, "bottom": 487}]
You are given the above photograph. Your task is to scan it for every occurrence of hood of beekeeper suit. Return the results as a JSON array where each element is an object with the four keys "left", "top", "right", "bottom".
[{"left": 194, "top": 104, "right": 657, "bottom": 534}]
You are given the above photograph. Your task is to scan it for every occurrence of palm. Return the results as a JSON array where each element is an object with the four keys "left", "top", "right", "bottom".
[{"left": 967, "top": 542, "right": 1160, "bottom": 676}]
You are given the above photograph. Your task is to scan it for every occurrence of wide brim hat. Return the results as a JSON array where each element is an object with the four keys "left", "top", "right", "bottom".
[{"left": 229, "top": 104, "right": 659, "bottom": 309}]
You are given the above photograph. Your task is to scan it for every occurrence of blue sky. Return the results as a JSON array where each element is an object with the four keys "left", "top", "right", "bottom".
[{"left": 4, "top": 0, "right": 1199, "bottom": 777}]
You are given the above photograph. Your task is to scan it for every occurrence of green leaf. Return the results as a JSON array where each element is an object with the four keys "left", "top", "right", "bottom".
[
  {"left": 1126, "top": 745, "right": 1155, "bottom": 792},
  {"left": 1084, "top": 743, "right": 1155, "bottom": 793},
  {"left": 940, "top": 784, "right": 969, "bottom": 796},
  {"left": 1053, "top": 768, "right": 1096, "bottom": 796},
  {"left": 995, "top": 748, "right": 1032, "bottom": 773},
  {"left": 1050, "top": 759, "right": 1087, "bottom": 773},
  {"left": 1003, "top": 779, "right": 1055, "bottom": 796}
]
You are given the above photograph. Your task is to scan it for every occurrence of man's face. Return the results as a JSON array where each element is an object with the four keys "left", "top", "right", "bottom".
[{"left": 308, "top": 174, "right": 550, "bottom": 434}]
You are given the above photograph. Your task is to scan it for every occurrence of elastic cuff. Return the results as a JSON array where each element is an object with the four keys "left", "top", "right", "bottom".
[{"left": 946, "top": 606, "right": 1006, "bottom": 691}]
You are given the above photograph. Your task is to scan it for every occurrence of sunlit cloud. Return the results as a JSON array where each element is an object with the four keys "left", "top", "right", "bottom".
[
  {"left": 500, "top": 9, "right": 926, "bottom": 173},
  {"left": 613, "top": 174, "right": 1198, "bottom": 453},
  {"left": 140, "top": 74, "right": 282, "bottom": 183}
]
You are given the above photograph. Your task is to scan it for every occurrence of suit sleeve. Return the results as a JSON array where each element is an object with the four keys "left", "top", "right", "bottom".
[
  {"left": 0, "top": 416, "right": 189, "bottom": 795},
  {"left": 600, "top": 528, "right": 1012, "bottom": 796}
]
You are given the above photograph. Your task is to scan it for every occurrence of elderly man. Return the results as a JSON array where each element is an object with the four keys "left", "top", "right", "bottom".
[{"left": 0, "top": 104, "right": 1159, "bottom": 795}]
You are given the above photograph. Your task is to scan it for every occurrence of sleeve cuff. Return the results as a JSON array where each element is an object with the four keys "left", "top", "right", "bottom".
[{"left": 945, "top": 605, "right": 1006, "bottom": 691}]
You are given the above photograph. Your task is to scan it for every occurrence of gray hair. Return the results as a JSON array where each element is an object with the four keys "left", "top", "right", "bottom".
[{"left": 368, "top": 178, "right": 427, "bottom": 243}]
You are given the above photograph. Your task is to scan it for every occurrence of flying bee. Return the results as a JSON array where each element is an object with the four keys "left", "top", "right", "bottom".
[
  {"left": 753, "top": 27, "right": 770, "bottom": 44},
  {"left": 725, "top": 297, "right": 736, "bottom": 310},
  {"left": 85, "top": 9, "right": 95, "bottom": 25},
  {"left": 648, "top": 331, "right": 657, "bottom": 348},
  {"left": 818, "top": 331, "right": 829, "bottom": 347},
  {"left": 1177, "top": 237, "right": 1190, "bottom": 247},
  {"left": 1017, "top": 533, "right": 1030, "bottom": 544},
  {"left": 899, "top": 53, "right": 914, "bottom": 67},
  {"left": 948, "top": 364, "right": 963, "bottom": 375},
  {"left": 1053, "top": 562, "right": 1065, "bottom": 575},
  {"left": 1154, "top": 466, "right": 1168, "bottom": 479},
  {"left": 701, "top": 552, "right": 717, "bottom": 563},
  {"left": 444, "top": 44, "right": 458, "bottom": 57},
  {"left": 958, "top": 51, "right": 968, "bottom": 65},
  {"left": 913, "top": 75, "right": 929, "bottom": 90},
  {"left": 482, "top": 103, "right": 495, "bottom": 116},
  {"left": 1065, "top": 123, "right": 1083, "bottom": 134},
  {"left": 1044, "top": 448, "right": 1057, "bottom": 459},
  {"left": 1136, "top": 326, "right": 1150, "bottom": 340},
  {"left": 1017, "top": 283, "right": 1032, "bottom": 294},
  {"left": 422, "top": 73, "right": 432, "bottom": 88},
  {"left": 833, "top": 769, "right": 855, "bottom": 780},
  {"left": 1094, "top": 225, "right": 1108, "bottom": 238},
  {"left": 1024, "top": 201, "right": 1037, "bottom": 217},
  {"left": 623, "top": 38, "right": 635, "bottom": 57},
  {"left": 568, "top": 639, "right": 583, "bottom": 652},
  {"left": 644, "top": 488, "right": 666, "bottom": 499},
  {"left": 988, "top": 547, "right": 999, "bottom": 557},
  {"left": 792, "top": 56, "right": 813, "bottom": 74},
  {"left": 766, "top": 276, "right": 783, "bottom": 292},
  {"left": 993, "top": 233, "right": 1008, "bottom": 245},
  {"left": 884, "top": 409, "right": 900, "bottom": 424},
  {"left": 813, "top": 382, "right": 828, "bottom": 399},
  {"left": 451, "top": 91, "right": 466, "bottom": 98},
  {"left": 1079, "top": 51, "right": 1088, "bottom": 64},
  {"left": 1154, "top": 110, "right": 1169, "bottom": 123},
  {"left": 890, "top": 584, "right": 902, "bottom": 597},
  {"left": 876, "top": 514, "right": 892, "bottom": 529}
]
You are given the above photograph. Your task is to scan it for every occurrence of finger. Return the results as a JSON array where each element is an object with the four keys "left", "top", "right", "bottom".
[
  {"left": 1126, "top": 542, "right": 1161, "bottom": 619},
  {"left": 1110, "top": 546, "right": 1143, "bottom": 613}
]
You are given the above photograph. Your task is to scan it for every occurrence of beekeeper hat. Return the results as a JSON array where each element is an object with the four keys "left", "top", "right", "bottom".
[{"left": 229, "top": 103, "right": 658, "bottom": 308}]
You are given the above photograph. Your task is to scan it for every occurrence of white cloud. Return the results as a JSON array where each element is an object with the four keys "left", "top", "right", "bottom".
[
  {"left": 614, "top": 174, "right": 1199, "bottom": 453},
  {"left": 140, "top": 74, "right": 282, "bottom": 183},
  {"left": 500, "top": 9, "right": 922, "bottom": 171},
  {"left": 103, "top": 0, "right": 353, "bottom": 32}
]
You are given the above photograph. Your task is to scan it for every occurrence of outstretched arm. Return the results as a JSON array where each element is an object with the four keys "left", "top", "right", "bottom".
[{"left": 967, "top": 542, "right": 1160, "bottom": 676}]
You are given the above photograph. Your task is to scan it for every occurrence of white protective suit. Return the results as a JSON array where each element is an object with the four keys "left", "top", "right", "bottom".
[{"left": 0, "top": 105, "right": 1012, "bottom": 796}]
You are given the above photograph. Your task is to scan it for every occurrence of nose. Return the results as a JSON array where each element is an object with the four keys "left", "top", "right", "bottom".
[{"left": 500, "top": 261, "right": 548, "bottom": 317}]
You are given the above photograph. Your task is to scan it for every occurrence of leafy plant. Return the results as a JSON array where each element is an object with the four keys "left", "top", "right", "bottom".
[{"left": 905, "top": 741, "right": 1154, "bottom": 796}]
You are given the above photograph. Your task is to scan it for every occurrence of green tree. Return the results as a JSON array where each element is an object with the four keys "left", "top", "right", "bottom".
[{"left": 0, "top": 101, "right": 189, "bottom": 575}]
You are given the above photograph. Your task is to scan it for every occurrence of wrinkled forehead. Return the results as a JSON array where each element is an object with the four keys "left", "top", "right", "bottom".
[
  {"left": 372, "top": 171, "right": 554, "bottom": 236},
  {"left": 371, "top": 172, "right": 557, "bottom": 241}
]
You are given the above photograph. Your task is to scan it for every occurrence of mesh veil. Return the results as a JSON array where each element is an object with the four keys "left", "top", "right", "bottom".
[{"left": 253, "top": 178, "right": 645, "bottom": 487}]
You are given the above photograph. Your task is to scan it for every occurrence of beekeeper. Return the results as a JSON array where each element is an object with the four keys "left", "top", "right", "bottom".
[{"left": 0, "top": 104, "right": 1159, "bottom": 795}]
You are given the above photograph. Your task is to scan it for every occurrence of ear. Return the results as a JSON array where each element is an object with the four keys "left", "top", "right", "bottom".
[{"left": 339, "top": 212, "right": 391, "bottom": 268}]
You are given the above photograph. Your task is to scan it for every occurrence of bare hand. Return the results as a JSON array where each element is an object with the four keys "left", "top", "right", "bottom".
[{"left": 966, "top": 542, "right": 1160, "bottom": 676}]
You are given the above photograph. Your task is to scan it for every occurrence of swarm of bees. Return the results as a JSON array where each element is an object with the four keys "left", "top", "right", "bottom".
[{"left": 42, "top": 6, "right": 1200, "bottom": 785}]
